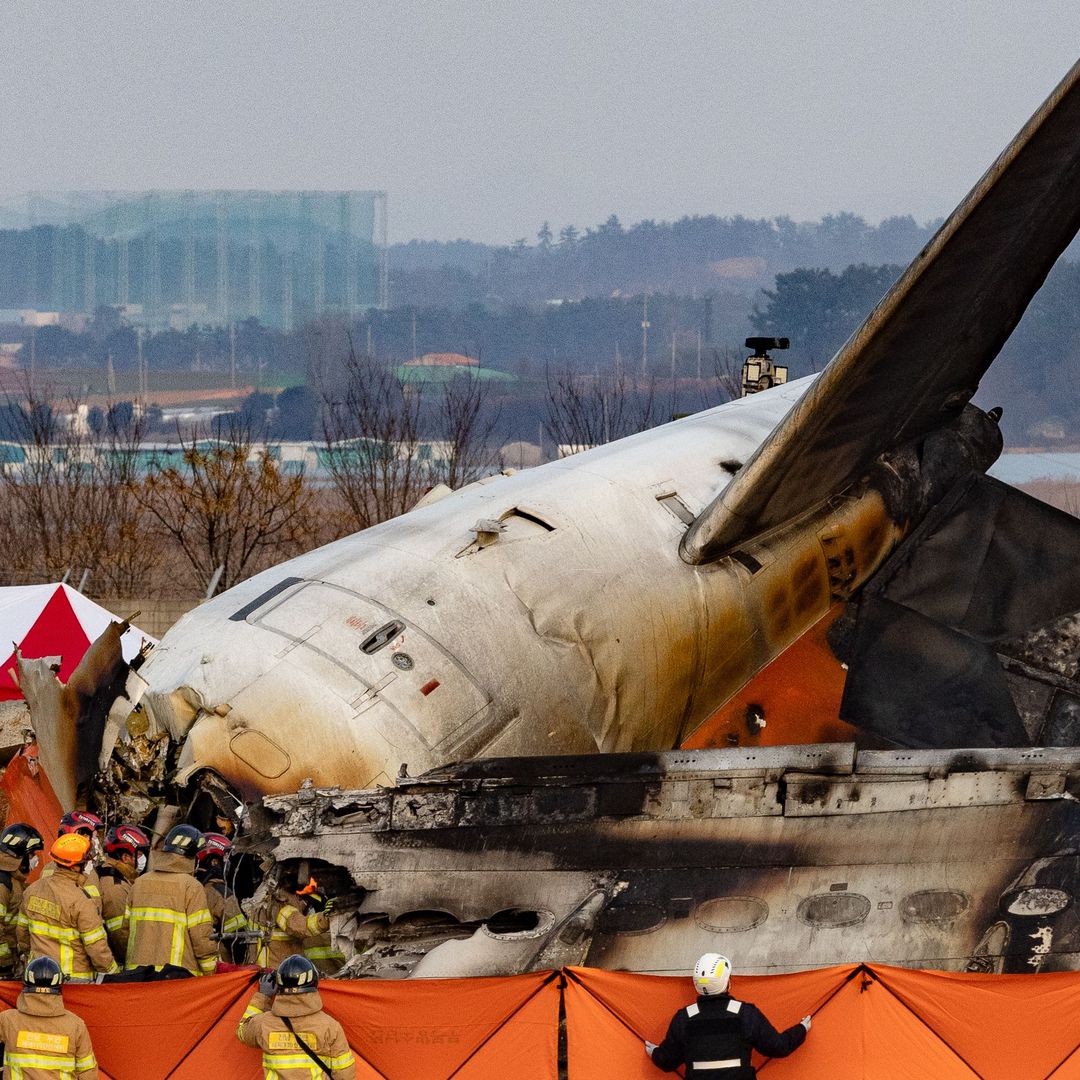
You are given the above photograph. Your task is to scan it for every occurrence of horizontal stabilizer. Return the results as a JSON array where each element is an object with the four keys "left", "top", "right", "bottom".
[{"left": 683, "top": 58, "right": 1080, "bottom": 562}]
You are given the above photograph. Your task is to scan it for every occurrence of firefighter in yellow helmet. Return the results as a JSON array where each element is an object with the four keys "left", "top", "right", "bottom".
[
  {"left": 123, "top": 824, "right": 217, "bottom": 979},
  {"left": 237, "top": 955, "right": 356, "bottom": 1079},
  {"left": 0, "top": 957, "right": 98, "bottom": 1078},
  {"left": 16, "top": 835, "right": 118, "bottom": 983}
]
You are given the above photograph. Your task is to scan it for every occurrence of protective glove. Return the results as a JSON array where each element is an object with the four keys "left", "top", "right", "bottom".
[
  {"left": 644, "top": 1040, "right": 657, "bottom": 1058},
  {"left": 258, "top": 971, "right": 276, "bottom": 997},
  {"left": 801, "top": 1015, "right": 812, "bottom": 1031},
  {"left": 307, "top": 892, "right": 334, "bottom": 915}
]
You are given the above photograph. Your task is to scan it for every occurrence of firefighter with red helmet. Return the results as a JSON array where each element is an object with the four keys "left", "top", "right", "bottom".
[
  {"left": 0, "top": 824, "right": 44, "bottom": 977},
  {"left": 40, "top": 813, "right": 105, "bottom": 916},
  {"left": 0, "top": 957, "right": 98, "bottom": 1078},
  {"left": 123, "top": 824, "right": 217, "bottom": 979},
  {"left": 237, "top": 955, "right": 356, "bottom": 1079},
  {"left": 194, "top": 832, "right": 248, "bottom": 963},
  {"left": 16, "top": 835, "right": 118, "bottom": 983},
  {"left": 98, "top": 825, "right": 150, "bottom": 959}
]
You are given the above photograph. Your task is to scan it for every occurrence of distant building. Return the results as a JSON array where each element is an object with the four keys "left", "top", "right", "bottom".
[
  {"left": 397, "top": 352, "right": 515, "bottom": 386},
  {"left": 0, "top": 309, "right": 60, "bottom": 327},
  {"left": 0, "top": 190, "right": 389, "bottom": 329}
]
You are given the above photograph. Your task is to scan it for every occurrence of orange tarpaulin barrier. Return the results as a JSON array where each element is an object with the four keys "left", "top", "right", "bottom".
[
  {"left": 565, "top": 964, "right": 1080, "bottom": 1080},
  {"left": 565, "top": 965, "right": 858, "bottom": 1080},
  {"left": 0, "top": 964, "right": 1077, "bottom": 1077},
  {"left": 0, "top": 749, "right": 63, "bottom": 877},
  {"left": 321, "top": 971, "right": 560, "bottom": 1080},
  {"left": 0, "top": 969, "right": 560, "bottom": 1079}
]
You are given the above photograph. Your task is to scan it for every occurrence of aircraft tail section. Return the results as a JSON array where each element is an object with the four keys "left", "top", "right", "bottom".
[{"left": 683, "top": 58, "right": 1080, "bottom": 562}]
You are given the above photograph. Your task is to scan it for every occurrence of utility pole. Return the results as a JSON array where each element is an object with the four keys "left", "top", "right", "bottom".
[
  {"left": 366, "top": 322, "right": 373, "bottom": 357},
  {"left": 697, "top": 330, "right": 703, "bottom": 380},
  {"left": 229, "top": 323, "right": 237, "bottom": 390},
  {"left": 640, "top": 294, "right": 650, "bottom": 376},
  {"left": 411, "top": 309, "right": 418, "bottom": 361},
  {"left": 28, "top": 327, "right": 36, "bottom": 391},
  {"left": 137, "top": 329, "right": 146, "bottom": 405}
]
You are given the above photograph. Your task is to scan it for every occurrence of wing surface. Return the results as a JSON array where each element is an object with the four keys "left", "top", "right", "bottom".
[{"left": 683, "top": 58, "right": 1080, "bottom": 563}]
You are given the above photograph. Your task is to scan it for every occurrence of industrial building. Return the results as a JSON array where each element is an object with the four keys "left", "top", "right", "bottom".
[{"left": 0, "top": 190, "right": 389, "bottom": 329}]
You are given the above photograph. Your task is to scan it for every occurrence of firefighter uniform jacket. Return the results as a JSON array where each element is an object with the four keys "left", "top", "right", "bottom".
[
  {"left": 0, "top": 853, "right": 27, "bottom": 973},
  {"left": 15, "top": 868, "right": 118, "bottom": 982},
  {"left": 39, "top": 865, "right": 101, "bottom": 916},
  {"left": 302, "top": 932, "right": 346, "bottom": 976},
  {"left": 0, "top": 993, "right": 98, "bottom": 1079},
  {"left": 124, "top": 851, "right": 217, "bottom": 975},
  {"left": 650, "top": 994, "right": 806, "bottom": 1079},
  {"left": 254, "top": 893, "right": 329, "bottom": 969},
  {"left": 203, "top": 878, "right": 247, "bottom": 962},
  {"left": 97, "top": 859, "right": 137, "bottom": 960},
  {"left": 237, "top": 990, "right": 356, "bottom": 1079}
]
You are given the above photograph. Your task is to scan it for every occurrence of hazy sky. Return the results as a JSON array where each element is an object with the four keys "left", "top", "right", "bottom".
[{"left": 4, "top": 3, "right": 1079, "bottom": 243}]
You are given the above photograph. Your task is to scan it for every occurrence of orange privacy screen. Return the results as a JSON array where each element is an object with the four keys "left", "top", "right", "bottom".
[{"left": 0, "top": 965, "right": 1076, "bottom": 1078}]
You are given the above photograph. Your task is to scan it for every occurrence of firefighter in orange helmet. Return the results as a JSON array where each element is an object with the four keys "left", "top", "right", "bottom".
[{"left": 16, "top": 835, "right": 118, "bottom": 983}]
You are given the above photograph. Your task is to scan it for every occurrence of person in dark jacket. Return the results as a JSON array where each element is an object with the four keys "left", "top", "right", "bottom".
[{"left": 646, "top": 953, "right": 810, "bottom": 1079}]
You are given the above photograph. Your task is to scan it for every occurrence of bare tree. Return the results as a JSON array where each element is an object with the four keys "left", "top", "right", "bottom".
[
  {"left": 707, "top": 346, "right": 743, "bottom": 406},
  {"left": 318, "top": 344, "right": 431, "bottom": 529},
  {"left": 0, "top": 386, "right": 157, "bottom": 593},
  {"left": 544, "top": 365, "right": 657, "bottom": 455},
  {"left": 318, "top": 342, "right": 499, "bottom": 531},
  {"left": 134, "top": 417, "right": 316, "bottom": 595},
  {"left": 434, "top": 372, "right": 500, "bottom": 489}
]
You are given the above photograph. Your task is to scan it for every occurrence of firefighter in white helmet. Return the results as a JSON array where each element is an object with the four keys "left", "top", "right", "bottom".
[{"left": 645, "top": 953, "right": 810, "bottom": 1078}]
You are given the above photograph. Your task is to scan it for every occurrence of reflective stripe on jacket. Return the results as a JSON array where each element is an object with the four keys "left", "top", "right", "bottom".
[
  {"left": 204, "top": 879, "right": 248, "bottom": 962},
  {"left": 236, "top": 991, "right": 356, "bottom": 1079},
  {"left": 254, "top": 897, "right": 328, "bottom": 970},
  {"left": 124, "top": 851, "right": 216, "bottom": 975},
  {"left": 0, "top": 853, "right": 26, "bottom": 971},
  {"left": 15, "top": 868, "right": 117, "bottom": 981},
  {"left": 0, "top": 992, "right": 98, "bottom": 1078},
  {"left": 97, "top": 861, "right": 136, "bottom": 961}
]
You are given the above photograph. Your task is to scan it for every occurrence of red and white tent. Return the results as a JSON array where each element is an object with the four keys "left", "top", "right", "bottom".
[{"left": 0, "top": 584, "right": 154, "bottom": 702}]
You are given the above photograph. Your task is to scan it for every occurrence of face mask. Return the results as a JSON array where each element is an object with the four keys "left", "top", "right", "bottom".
[{"left": 136, "top": 853, "right": 147, "bottom": 873}]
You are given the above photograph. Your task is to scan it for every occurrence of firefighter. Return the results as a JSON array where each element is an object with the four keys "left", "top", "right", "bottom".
[
  {"left": 0, "top": 824, "right": 44, "bottom": 978},
  {"left": 97, "top": 825, "right": 150, "bottom": 960},
  {"left": 194, "top": 832, "right": 247, "bottom": 963},
  {"left": 16, "top": 836, "right": 118, "bottom": 983},
  {"left": 40, "top": 814, "right": 104, "bottom": 915},
  {"left": 645, "top": 954, "right": 810, "bottom": 1079},
  {"left": 0, "top": 957, "right": 98, "bottom": 1079},
  {"left": 124, "top": 824, "right": 217, "bottom": 979},
  {"left": 236, "top": 955, "right": 356, "bottom": 1079},
  {"left": 253, "top": 876, "right": 333, "bottom": 970}
]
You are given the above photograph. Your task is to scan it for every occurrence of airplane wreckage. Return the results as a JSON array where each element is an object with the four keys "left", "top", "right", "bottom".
[{"left": 17, "top": 57, "right": 1080, "bottom": 978}]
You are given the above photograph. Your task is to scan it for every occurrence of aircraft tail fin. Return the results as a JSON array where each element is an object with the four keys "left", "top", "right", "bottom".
[{"left": 683, "top": 58, "right": 1080, "bottom": 563}]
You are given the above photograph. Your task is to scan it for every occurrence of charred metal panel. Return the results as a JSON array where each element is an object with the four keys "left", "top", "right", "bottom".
[
  {"left": 250, "top": 744, "right": 1080, "bottom": 979},
  {"left": 840, "top": 475, "right": 1080, "bottom": 748}
]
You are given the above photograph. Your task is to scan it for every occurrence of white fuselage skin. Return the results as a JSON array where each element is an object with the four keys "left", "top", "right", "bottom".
[{"left": 141, "top": 376, "right": 902, "bottom": 801}]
